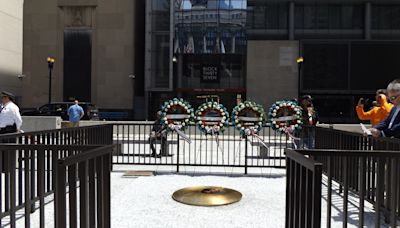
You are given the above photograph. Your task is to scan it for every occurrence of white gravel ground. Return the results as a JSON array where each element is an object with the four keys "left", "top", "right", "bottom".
[
  {"left": 111, "top": 171, "right": 286, "bottom": 228},
  {"left": 3, "top": 169, "right": 392, "bottom": 228}
]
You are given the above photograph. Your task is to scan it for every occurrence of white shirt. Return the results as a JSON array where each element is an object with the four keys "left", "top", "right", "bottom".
[{"left": 0, "top": 101, "right": 22, "bottom": 129}]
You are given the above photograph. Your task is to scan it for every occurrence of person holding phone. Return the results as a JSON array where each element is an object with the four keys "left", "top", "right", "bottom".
[
  {"left": 370, "top": 80, "right": 400, "bottom": 138},
  {"left": 356, "top": 89, "right": 393, "bottom": 127}
]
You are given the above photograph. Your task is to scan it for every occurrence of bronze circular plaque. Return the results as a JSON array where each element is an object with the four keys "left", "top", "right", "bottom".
[{"left": 172, "top": 186, "right": 242, "bottom": 207}]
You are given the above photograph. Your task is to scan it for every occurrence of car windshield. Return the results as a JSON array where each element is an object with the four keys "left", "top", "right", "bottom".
[{"left": 39, "top": 104, "right": 51, "bottom": 112}]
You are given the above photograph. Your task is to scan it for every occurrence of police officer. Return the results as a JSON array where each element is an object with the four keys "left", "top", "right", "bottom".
[
  {"left": 0, "top": 91, "right": 22, "bottom": 134},
  {"left": 0, "top": 91, "right": 22, "bottom": 173}
]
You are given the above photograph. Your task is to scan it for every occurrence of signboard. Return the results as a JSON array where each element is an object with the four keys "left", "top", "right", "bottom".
[{"left": 201, "top": 65, "right": 219, "bottom": 83}]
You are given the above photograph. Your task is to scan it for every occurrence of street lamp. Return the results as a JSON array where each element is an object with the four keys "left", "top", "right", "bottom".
[
  {"left": 128, "top": 75, "right": 136, "bottom": 119},
  {"left": 296, "top": 57, "right": 304, "bottom": 100},
  {"left": 47, "top": 57, "right": 55, "bottom": 104}
]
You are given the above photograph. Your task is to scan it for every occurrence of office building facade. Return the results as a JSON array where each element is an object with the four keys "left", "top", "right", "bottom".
[
  {"left": 0, "top": 0, "right": 24, "bottom": 100},
  {"left": 145, "top": 0, "right": 400, "bottom": 122},
  {"left": 22, "top": 0, "right": 400, "bottom": 121}
]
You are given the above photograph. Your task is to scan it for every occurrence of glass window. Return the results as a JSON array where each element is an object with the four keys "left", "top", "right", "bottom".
[
  {"left": 152, "top": 0, "right": 170, "bottom": 31},
  {"left": 295, "top": 4, "right": 363, "bottom": 30},
  {"left": 372, "top": 5, "right": 400, "bottom": 30},
  {"left": 311, "top": 95, "right": 354, "bottom": 123},
  {"left": 247, "top": 3, "right": 288, "bottom": 30},
  {"left": 302, "top": 43, "right": 349, "bottom": 90},
  {"left": 151, "top": 34, "right": 170, "bottom": 88},
  {"left": 174, "top": 0, "right": 247, "bottom": 54},
  {"left": 350, "top": 42, "right": 400, "bottom": 90}
]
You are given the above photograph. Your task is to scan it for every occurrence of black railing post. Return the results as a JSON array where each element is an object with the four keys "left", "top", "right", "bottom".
[
  {"left": 68, "top": 163, "right": 78, "bottom": 228},
  {"left": 327, "top": 157, "right": 332, "bottom": 228},
  {"left": 245, "top": 135, "right": 248, "bottom": 175},
  {"left": 55, "top": 162, "right": 67, "bottom": 228},
  {"left": 375, "top": 158, "right": 385, "bottom": 228},
  {"left": 96, "top": 156, "right": 104, "bottom": 228},
  {"left": 79, "top": 160, "right": 89, "bottom": 228},
  {"left": 285, "top": 158, "right": 291, "bottom": 228},
  {"left": 9, "top": 150, "right": 16, "bottom": 228},
  {"left": 176, "top": 134, "right": 180, "bottom": 173},
  {"left": 38, "top": 149, "right": 46, "bottom": 228},
  {"left": 359, "top": 157, "right": 366, "bottom": 228},
  {"left": 390, "top": 158, "right": 398, "bottom": 228},
  {"left": 24, "top": 149, "right": 31, "bottom": 228},
  {"left": 103, "top": 153, "right": 111, "bottom": 228},
  {"left": 30, "top": 148, "right": 36, "bottom": 213},
  {"left": 343, "top": 156, "right": 349, "bottom": 226},
  {"left": 312, "top": 164, "right": 322, "bottom": 228},
  {"left": 89, "top": 159, "right": 96, "bottom": 227}
]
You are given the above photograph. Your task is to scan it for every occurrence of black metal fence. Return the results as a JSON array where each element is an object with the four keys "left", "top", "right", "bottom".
[
  {"left": 0, "top": 144, "right": 113, "bottom": 228},
  {"left": 55, "top": 145, "right": 113, "bottom": 228},
  {"left": 286, "top": 127, "right": 400, "bottom": 228},
  {"left": 5, "top": 123, "right": 400, "bottom": 227},
  {"left": 285, "top": 149, "right": 322, "bottom": 228},
  {"left": 112, "top": 123, "right": 296, "bottom": 172},
  {"left": 314, "top": 126, "right": 400, "bottom": 151},
  {"left": 0, "top": 124, "right": 113, "bottom": 146}
]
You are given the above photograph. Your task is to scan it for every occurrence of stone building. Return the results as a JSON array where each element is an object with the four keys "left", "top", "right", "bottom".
[
  {"left": 22, "top": 0, "right": 145, "bottom": 115},
  {"left": 21, "top": 0, "right": 400, "bottom": 122},
  {"left": 0, "top": 0, "right": 24, "bottom": 99}
]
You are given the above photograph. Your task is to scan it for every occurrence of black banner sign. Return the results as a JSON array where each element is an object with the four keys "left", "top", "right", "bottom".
[{"left": 201, "top": 65, "right": 219, "bottom": 83}]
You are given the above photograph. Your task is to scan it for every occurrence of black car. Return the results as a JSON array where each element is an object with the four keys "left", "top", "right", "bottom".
[{"left": 22, "top": 102, "right": 99, "bottom": 120}]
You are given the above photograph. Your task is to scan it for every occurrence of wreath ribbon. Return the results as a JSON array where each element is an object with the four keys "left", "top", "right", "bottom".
[
  {"left": 244, "top": 128, "right": 269, "bottom": 149},
  {"left": 174, "top": 125, "right": 192, "bottom": 144}
]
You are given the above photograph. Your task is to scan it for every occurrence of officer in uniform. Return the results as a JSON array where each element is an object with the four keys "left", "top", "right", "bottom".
[
  {"left": 0, "top": 91, "right": 22, "bottom": 135},
  {"left": 0, "top": 91, "right": 22, "bottom": 173}
]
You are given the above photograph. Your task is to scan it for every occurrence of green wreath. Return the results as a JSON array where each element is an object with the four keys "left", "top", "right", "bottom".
[
  {"left": 195, "top": 101, "right": 229, "bottom": 135},
  {"left": 160, "top": 98, "right": 194, "bottom": 132},
  {"left": 268, "top": 100, "right": 302, "bottom": 133},
  {"left": 232, "top": 101, "right": 265, "bottom": 137}
]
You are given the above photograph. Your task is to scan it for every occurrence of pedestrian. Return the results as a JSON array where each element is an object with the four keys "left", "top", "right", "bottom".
[
  {"left": 0, "top": 91, "right": 22, "bottom": 135},
  {"left": 356, "top": 89, "right": 393, "bottom": 127},
  {"left": 0, "top": 91, "right": 22, "bottom": 173},
  {"left": 370, "top": 79, "right": 400, "bottom": 138},
  {"left": 299, "top": 95, "right": 318, "bottom": 149},
  {"left": 67, "top": 100, "right": 84, "bottom": 127},
  {"left": 149, "top": 112, "right": 167, "bottom": 157}
]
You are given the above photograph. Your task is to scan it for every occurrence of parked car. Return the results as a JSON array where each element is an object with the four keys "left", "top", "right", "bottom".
[{"left": 22, "top": 102, "right": 99, "bottom": 120}]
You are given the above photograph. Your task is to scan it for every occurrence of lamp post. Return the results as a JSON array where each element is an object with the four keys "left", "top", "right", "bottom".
[
  {"left": 296, "top": 57, "right": 304, "bottom": 100},
  {"left": 128, "top": 74, "right": 136, "bottom": 119},
  {"left": 47, "top": 57, "right": 55, "bottom": 104}
]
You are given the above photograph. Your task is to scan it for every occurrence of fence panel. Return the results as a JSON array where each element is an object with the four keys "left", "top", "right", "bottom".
[
  {"left": 112, "top": 123, "right": 295, "bottom": 170},
  {"left": 0, "top": 144, "right": 110, "bottom": 228},
  {"left": 55, "top": 145, "right": 113, "bottom": 228},
  {"left": 285, "top": 149, "right": 322, "bottom": 228}
]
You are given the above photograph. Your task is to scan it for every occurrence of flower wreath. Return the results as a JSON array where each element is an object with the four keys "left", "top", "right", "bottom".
[
  {"left": 195, "top": 101, "right": 229, "bottom": 135},
  {"left": 268, "top": 100, "right": 302, "bottom": 133},
  {"left": 232, "top": 101, "right": 265, "bottom": 137},
  {"left": 160, "top": 98, "right": 194, "bottom": 132}
]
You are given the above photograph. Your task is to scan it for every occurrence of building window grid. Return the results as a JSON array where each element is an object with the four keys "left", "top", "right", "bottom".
[
  {"left": 294, "top": 4, "right": 364, "bottom": 30},
  {"left": 371, "top": 5, "right": 400, "bottom": 30}
]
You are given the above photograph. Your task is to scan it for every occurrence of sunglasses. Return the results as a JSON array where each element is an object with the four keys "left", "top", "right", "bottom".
[{"left": 389, "top": 95, "right": 400, "bottom": 101}]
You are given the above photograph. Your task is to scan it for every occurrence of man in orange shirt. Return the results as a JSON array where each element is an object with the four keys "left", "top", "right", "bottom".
[{"left": 356, "top": 89, "right": 393, "bottom": 127}]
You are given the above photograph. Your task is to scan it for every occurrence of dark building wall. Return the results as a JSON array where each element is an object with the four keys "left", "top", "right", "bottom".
[{"left": 246, "top": 0, "right": 400, "bottom": 123}]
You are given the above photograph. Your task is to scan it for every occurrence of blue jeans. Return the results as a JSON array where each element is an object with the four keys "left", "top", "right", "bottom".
[{"left": 296, "top": 127, "right": 315, "bottom": 149}]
